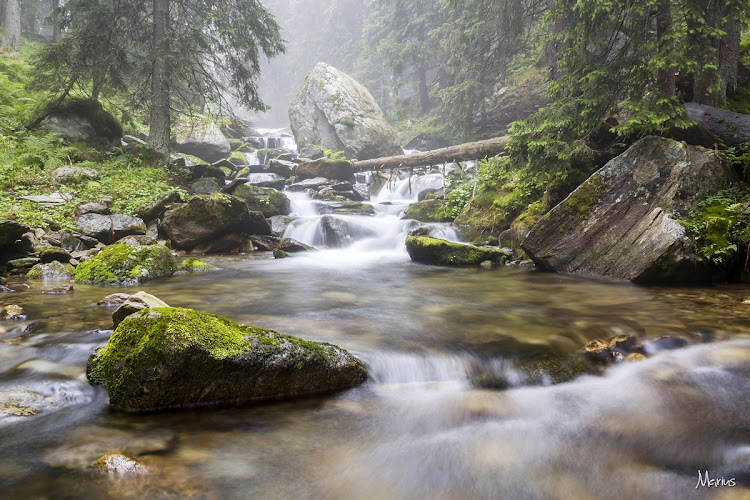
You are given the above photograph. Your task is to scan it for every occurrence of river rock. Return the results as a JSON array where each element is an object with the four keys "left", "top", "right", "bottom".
[
  {"left": 191, "top": 233, "right": 254, "bottom": 255},
  {"left": 403, "top": 199, "right": 452, "bottom": 223},
  {"left": 268, "top": 159, "right": 297, "bottom": 178},
  {"left": 50, "top": 166, "right": 99, "bottom": 185},
  {"left": 521, "top": 137, "right": 736, "bottom": 283},
  {"left": 112, "top": 291, "right": 170, "bottom": 328},
  {"left": 6, "top": 257, "right": 40, "bottom": 269},
  {"left": 287, "top": 177, "right": 331, "bottom": 191},
  {"left": 319, "top": 215, "right": 377, "bottom": 247},
  {"left": 1, "top": 305, "right": 26, "bottom": 321},
  {"left": 77, "top": 214, "right": 147, "bottom": 245},
  {"left": 74, "top": 244, "right": 176, "bottom": 285},
  {"left": 279, "top": 238, "right": 315, "bottom": 253},
  {"left": 294, "top": 158, "right": 356, "bottom": 183},
  {"left": 98, "top": 293, "right": 132, "bottom": 307},
  {"left": 27, "top": 261, "right": 76, "bottom": 281},
  {"left": 115, "top": 234, "right": 158, "bottom": 246},
  {"left": 135, "top": 191, "right": 183, "bottom": 222},
  {"left": 269, "top": 215, "right": 293, "bottom": 236},
  {"left": 170, "top": 162, "right": 226, "bottom": 184},
  {"left": 86, "top": 307, "right": 368, "bottom": 412},
  {"left": 181, "top": 257, "right": 217, "bottom": 272},
  {"left": 171, "top": 115, "right": 231, "bottom": 163},
  {"left": 40, "top": 247, "right": 71, "bottom": 264},
  {"left": 288, "top": 62, "right": 403, "bottom": 160},
  {"left": 190, "top": 177, "right": 220, "bottom": 195},
  {"left": 43, "top": 284, "right": 74, "bottom": 295},
  {"left": 405, "top": 236, "right": 511, "bottom": 266},
  {"left": 232, "top": 184, "right": 291, "bottom": 217},
  {"left": 161, "top": 192, "right": 271, "bottom": 250}
]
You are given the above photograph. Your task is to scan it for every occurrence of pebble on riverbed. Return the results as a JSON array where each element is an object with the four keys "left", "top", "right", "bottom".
[
  {"left": 43, "top": 284, "right": 74, "bottom": 295},
  {"left": 1, "top": 305, "right": 26, "bottom": 321},
  {"left": 89, "top": 454, "right": 148, "bottom": 479}
]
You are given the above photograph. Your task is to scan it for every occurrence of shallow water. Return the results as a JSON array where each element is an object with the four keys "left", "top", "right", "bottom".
[
  {"left": 3, "top": 167, "right": 750, "bottom": 498},
  {"left": 3, "top": 255, "right": 750, "bottom": 499}
]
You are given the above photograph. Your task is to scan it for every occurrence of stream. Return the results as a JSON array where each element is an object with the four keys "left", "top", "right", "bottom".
[{"left": 2, "top": 141, "right": 750, "bottom": 498}]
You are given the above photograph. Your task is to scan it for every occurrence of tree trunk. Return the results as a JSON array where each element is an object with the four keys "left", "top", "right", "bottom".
[
  {"left": 149, "top": 0, "right": 171, "bottom": 158},
  {"left": 418, "top": 68, "right": 429, "bottom": 113},
  {"left": 2, "top": 0, "right": 21, "bottom": 54},
  {"left": 352, "top": 136, "right": 509, "bottom": 171},
  {"left": 719, "top": 19, "right": 741, "bottom": 100},
  {"left": 51, "top": 0, "right": 60, "bottom": 43},
  {"left": 655, "top": 0, "right": 675, "bottom": 96}
]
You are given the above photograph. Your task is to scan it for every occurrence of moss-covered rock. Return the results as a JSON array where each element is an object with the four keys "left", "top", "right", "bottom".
[
  {"left": 181, "top": 257, "right": 217, "bottom": 272},
  {"left": 405, "top": 236, "right": 510, "bottom": 266},
  {"left": 42, "top": 98, "right": 123, "bottom": 148},
  {"left": 40, "top": 247, "right": 72, "bottom": 264},
  {"left": 136, "top": 191, "right": 184, "bottom": 222},
  {"left": 294, "top": 158, "right": 356, "bottom": 183},
  {"left": 403, "top": 199, "right": 452, "bottom": 223},
  {"left": 257, "top": 148, "right": 281, "bottom": 165},
  {"left": 27, "top": 261, "right": 76, "bottom": 281},
  {"left": 160, "top": 192, "right": 271, "bottom": 250},
  {"left": 232, "top": 184, "right": 291, "bottom": 217},
  {"left": 86, "top": 307, "right": 368, "bottom": 412},
  {"left": 74, "top": 244, "right": 177, "bottom": 285},
  {"left": 227, "top": 151, "right": 248, "bottom": 165}
]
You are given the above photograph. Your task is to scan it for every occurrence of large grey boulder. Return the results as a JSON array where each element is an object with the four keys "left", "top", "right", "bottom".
[
  {"left": 161, "top": 192, "right": 271, "bottom": 250},
  {"left": 41, "top": 99, "right": 123, "bottom": 148},
  {"left": 76, "top": 214, "right": 147, "bottom": 244},
  {"left": 171, "top": 115, "right": 231, "bottom": 163},
  {"left": 232, "top": 184, "right": 291, "bottom": 217},
  {"left": 86, "top": 307, "right": 368, "bottom": 412},
  {"left": 522, "top": 136, "right": 737, "bottom": 283},
  {"left": 288, "top": 63, "right": 403, "bottom": 160}
]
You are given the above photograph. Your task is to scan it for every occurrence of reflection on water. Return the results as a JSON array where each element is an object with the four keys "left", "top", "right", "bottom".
[{"left": 2, "top": 256, "right": 750, "bottom": 498}]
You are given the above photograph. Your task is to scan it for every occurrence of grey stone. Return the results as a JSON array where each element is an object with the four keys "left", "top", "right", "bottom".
[
  {"left": 112, "top": 291, "right": 170, "bottom": 328},
  {"left": 51, "top": 166, "right": 99, "bottom": 185},
  {"left": 171, "top": 115, "right": 231, "bottom": 163},
  {"left": 76, "top": 214, "right": 146, "bottom": 244}
]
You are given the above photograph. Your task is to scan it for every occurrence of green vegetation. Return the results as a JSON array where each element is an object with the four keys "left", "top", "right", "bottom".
[
  {"left": 181, "top": 257, "right": 217, "bottom": 272},
  {"left": 681, "top": 186, "right": 750, "bottom": 272}
]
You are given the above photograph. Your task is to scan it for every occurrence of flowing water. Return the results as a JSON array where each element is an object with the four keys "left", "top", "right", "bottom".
[{"left": 2, "top": 163, "right": 750, "bottom": 499}]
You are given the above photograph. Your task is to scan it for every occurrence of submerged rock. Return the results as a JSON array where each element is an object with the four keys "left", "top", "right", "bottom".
[
  {"left": 89, "top": 454, "right": 148, "bottom": 479},
  {"left": 160, "top": 192, "right": 270, "bottom": 251},
  {"left": 97, "top": 293, "right": 132, "bottom": 307},
  {"left": 288, "top": 62, "right": 403, "bottom": 160},
  {"left": 2, "top": 305, "right": 26, "bottom": 321},
  {"left": 74, "top": 244, "right": 176, "bottom": 285},
  {"left": 87, "top": 307, "right": 368, "bottom": 412},
  {"left": 522, "top": 136, "right": 736, "bottom": 283},
  {"left": 405, "top": 236, "right": 511, "bottom": 266}
]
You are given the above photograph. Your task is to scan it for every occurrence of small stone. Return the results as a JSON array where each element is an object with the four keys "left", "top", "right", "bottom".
[
  {"left": 1, "top": 305, "right": 26, "bottom": 321},
  {"left": 625, "top": 353, "right": 647, "bottom": 362},
  {"left": 6, "top": 258, "right": 40, "bottom": 269},
  {"left": 97, "top": 293, "right": 131, "bottom": 307},
  {"left": 273, "top": 248, "right": 289, "bottom": 259},
  {"left": 0, "top": 286, "right": 15, "bottom": 293},
  {"left": 743, "top": 298, "right": 750, "bottom": 305},
  {"left": 51, "top": 166, "right": 99, "bottom": 185},
  {"left": 76, "top": 202, "right": 110, "bottom": 216},
  {"left": 43, "top": 285, "right": 74, "bottom": 295}
]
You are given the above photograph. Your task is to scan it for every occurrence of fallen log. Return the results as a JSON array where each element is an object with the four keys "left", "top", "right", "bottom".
[
  {"left": 352, "top": 136, "right": 509, "bottom": 171},
  {"left": 683, "top": 103, "right": 750, "bottom": 147}
]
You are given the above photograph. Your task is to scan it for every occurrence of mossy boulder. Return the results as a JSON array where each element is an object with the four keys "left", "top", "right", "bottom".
[
  {"left": 181, "top": 257, "right": 217, "bottom": 272},
  {"left": 405, "top": 236, "right": 511, "bottom": 266},
  {"left": 74, "top": 244, "right": 177, "bottom": 285},
  {"left": 294, "top": 158, "right": 356, "bottom": 183},
  {"left": 161, "top": 192, "right": 271, "bottom": 250},
  {"left": 522, "top": 136, "right": 737, "bottom": 283},
  {"left": 136, "top": 191, "right": 184, "bottom": 222},
  {"left": 171, "top": 115, "right": 231, "bottom": 163},
  {"left": 403, "top": 199, "right": 452, "bottom": 223},
  {"left": 39, "top": 247, "right": 72, "bottom": 264},
  {"left": 42, "top": 98, "right": 123, "bottom": 148},
  {"left": 27, "top": 261, "right": 75, "bottom": 281},
  {"left": 86, "top": 307, "right": 368, "bottom": 412},
  {"left": 227, "top": 150, "right": 247, "bottom": 165},
  {"left": 232, "top": 184, "right": 291, "bottom": 217},
  {"left": 112, "top": 291, "right": 170, "bottom": 328}
]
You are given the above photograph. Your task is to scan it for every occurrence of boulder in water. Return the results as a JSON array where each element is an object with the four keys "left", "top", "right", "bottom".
[
  {"left": 294, "top": 158, "right": 356, "bottom": 183},
  {"left": 112, "top": 291, "right": 170, "bottom": 328},
  {"left": 288, "top": 62, "right": 403, "bottom": 160},
  {"left": 26, "top": 261, "right": 75, "bottom": 281},
  {"left": 161, "top": 193, "right": 271, "bottom": 250},
  {"left": 86, "top": 307, "right": 368, "bottom": 412},
  {"left": 403, "top": 199, "right": 452, "bottom": 223},
  {"left": 406, "top": 236, "right": 511, "bottom": 266},
  {"left": 74, "top": 244, "right": 176, "bottom": 285},
  {"left": 521, "top": 137, "right": 736, "bottom": 283},
  {"left": 232, "top": 184, "right": 291, "bottom": 217},
  {"left": 181, "top": 257, "right": 217, "bottom": 272}
]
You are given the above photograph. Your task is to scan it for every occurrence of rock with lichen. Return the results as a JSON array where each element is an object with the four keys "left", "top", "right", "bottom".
[
  {"left": 86, "top": 307, "right": 368, "bottom": 412},
  {"left": 74, "top": 244, "right": 176, "bottom": 285},
  {"left": 522, "top": 136, "right": 737, "bottom": 283}
]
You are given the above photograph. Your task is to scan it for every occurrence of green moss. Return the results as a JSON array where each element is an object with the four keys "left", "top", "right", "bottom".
[
  {"left": 405, "top": 236, "right": 510, "bottom": 266},
  {"left": 233, "top": 184, "right": 290, "bottom": 217},
  {"left": 228, "top": 151, "right": 247, "bottom": 165},
  {"left": 181, "top": 257, "right": 216, "bottom": 272},
  {"left": 26, "top": 261, "right": 75, "bottom": 279},
  {"left": 563, "top": 174, "right": 608, "bottom": 219},
  {"left": 727, "top": 87, "right": 750, "bottom": 115},
  {"left": 74, "top": 244, "right": 176, "bottom": 284},
  {"left": 339, "top": 117, "right": 355, "bottom": 127},
  {"left": 257, "top": 148, "right": 281, "bottom": 164},
  {"left": 55, "top": 98, "right": 123, "bottom": 142},
  {"left": 404, "top": 199, "right": 453, "bottom": 223}
]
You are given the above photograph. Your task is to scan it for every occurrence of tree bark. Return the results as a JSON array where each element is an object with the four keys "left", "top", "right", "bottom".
[
  {"left": 51, "top": 0, "right": 60, "bottom": 43},
  {"left": 2, "top": 0, "right": 21, "bottom": 54},
  {"left": 655, "top": 0, "right": 675, "bottom": 96},
  {"left": 352, "top": 136, "right": 509, "bottom": 171},
  {"left": 719, "top": 19, "right": 741, "bottom": 100},
  {"left": 149, "top": 0, "right": 171, "bottom": 158}
]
